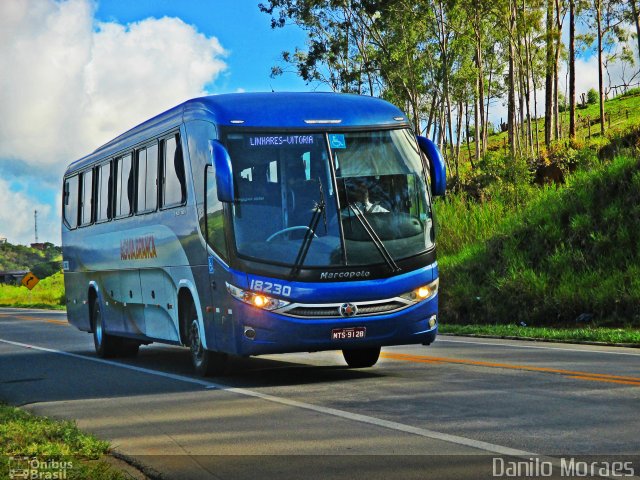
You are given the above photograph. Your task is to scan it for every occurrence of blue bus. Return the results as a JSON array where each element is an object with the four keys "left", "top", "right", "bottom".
[{"left": 61, "top": 92, "right": 446, "bottom": 375}]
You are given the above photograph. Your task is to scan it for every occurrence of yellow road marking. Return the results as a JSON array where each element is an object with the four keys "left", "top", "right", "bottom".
[
  {"left": 380, "top": 352, "right": 640, "bottom": 386},
  {"left": 0, "top": 313, "right": 68, "bottom": 326}
]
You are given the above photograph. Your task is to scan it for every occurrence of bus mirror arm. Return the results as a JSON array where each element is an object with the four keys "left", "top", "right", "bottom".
[
  {"left": 209, "top": 140, "right": 235, "bottom": 203},
  {"left": 416, "top": 136, "right": 446, "bottom": 196}
]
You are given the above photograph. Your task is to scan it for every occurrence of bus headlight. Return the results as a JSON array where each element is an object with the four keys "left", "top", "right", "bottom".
[
  {"left": 400, "top": 279, "right": 439, "bottom": 302},
  {"left": 226, "top": 283, "right": 291, "bottom": 311}
]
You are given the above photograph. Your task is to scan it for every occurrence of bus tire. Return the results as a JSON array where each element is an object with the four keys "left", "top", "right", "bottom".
[
  {"left": 118, "top": 339, "right": 141, "bottom": 358},
  {"left": 342, "top": 347, "right": 381, "bottom": 368},
  {"left": 91, "top": 300, "right": 121, "bottom": 358},
  {"left": 189, "top": 318, "right": 227, "bottom": 376}
]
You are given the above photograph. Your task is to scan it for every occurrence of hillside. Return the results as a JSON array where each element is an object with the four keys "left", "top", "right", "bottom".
[
  {"left": 437, "top": 154, "right": 640, "bottom": 327},
  {"left": 453, "top": 90, "right": 640, "bottom": 184},
  {"left": 0, "top": 242, "right": 62, "bottom": 279}
]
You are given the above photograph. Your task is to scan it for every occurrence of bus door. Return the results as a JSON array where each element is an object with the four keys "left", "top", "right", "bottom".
[{"left": 203, "top": 165, "right": 235, "bottom": 352}]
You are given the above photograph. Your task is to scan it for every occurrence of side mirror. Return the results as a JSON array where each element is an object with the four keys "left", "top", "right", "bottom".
[
  {"left": 209, "top": 140, "right": 235, "bottom": 202},
  {"left": 416, "top": 136, "right": 446, "bottom": 196}
]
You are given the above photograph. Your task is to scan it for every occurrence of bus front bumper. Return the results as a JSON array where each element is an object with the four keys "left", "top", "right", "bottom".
[{"left": 222, "top": 294, "right": 438, "bottom": 356}]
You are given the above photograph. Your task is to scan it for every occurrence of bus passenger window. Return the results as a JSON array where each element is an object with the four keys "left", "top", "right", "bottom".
[
  {"left": 63, "top": 175, "right": 79, "bottom": 229},
  {"left": 136, "top": 144, "right": 158, "bottom": 213},
  {"left": 162, "top": 134, "right": 186, "bottom": 207},
  {"left": 80, "top": 169, "right": 93, "bottom": 226},
  {"left": 96, "top": 162, "right": 111, "bottom": 222},
  {"left": 115, "top": 154, "right": 133, "bottom": 217}
]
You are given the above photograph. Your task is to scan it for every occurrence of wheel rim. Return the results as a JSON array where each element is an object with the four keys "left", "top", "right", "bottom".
[
  {"left": 94, "top": 306, "right": 103, "bottom": 346},
  {"left": 190, "top": 320, "right": 203, "bottom": 366}
]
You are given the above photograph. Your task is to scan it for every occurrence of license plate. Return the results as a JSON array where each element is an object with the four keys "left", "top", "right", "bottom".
[{"left": 331, "top": 327, "right": 366, "bottom": 340}]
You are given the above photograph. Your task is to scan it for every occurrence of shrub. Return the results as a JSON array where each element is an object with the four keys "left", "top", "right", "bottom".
[{"left": 587, "top": 88, "right": 598, "bottom": 105}]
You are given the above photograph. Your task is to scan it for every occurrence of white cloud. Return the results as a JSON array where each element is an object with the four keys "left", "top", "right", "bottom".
[
  {"left": 0, "top": 0, "right": 227, "bottom": 244},
  {"left": 0, "top": 179, "right": 54, "bottom": 245}
]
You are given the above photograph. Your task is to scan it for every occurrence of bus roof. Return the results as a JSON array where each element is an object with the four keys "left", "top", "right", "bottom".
[
  {"left": 65, "top": 92, "right": 410, "bottom": 174},
  {"left": 188, "top": 92, "right": 409, "bottom": 128}
]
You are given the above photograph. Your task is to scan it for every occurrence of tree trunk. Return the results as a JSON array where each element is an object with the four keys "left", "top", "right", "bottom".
[
  {"left": 475, "top": 5, "right": 486, "bottom": 157},
  {"left": 631, "top": 1, "right": 640, "bottom": 66},
  {"left": 508, "top": 0, "right": 517, "bottom": 158},
  {"left": 553, "top": 0, "right": 564, "bottom": 140},
  {"left": 425, "top": 93, "right": 438, "bottom": 137},
  {"left": 569, "top": 0, "right": 576, "bottom": 139},
  {"left": 466, "top": 99, "right": 475, "bottom": 169},
  {"left": 545, "top": 0, "right": 554, "bottom": 147},
  {"left": 596, "top": 0, "right": 606, "bottom": 136},
  {"left": 474, "top": 85, "right": 481, "bottom": 165},
  {"left": 485, "top": 55, "right": 494, "bottom": 154}
]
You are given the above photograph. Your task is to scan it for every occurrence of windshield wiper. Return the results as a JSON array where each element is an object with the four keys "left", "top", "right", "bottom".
[
  {"left": 345, "top": 200, "right": 401, "bottom": 273},
  {"left": 289, "top": 178, "right": 327, "bottom": 279}
]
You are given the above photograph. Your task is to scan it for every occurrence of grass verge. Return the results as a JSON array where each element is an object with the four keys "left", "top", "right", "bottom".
[
  {"left": 0, "top": 271, "right": 66, "bottom": 310},
  {"left": 439, "top": 324, "right": 640, "bottom": 345},
  {"left": 0, "top": 402, "right": 129, "bottom": 479}
]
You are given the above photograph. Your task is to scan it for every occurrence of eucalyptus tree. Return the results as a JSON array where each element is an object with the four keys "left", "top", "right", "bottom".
[
  {"left": 584, "top": 0, "right": 626, "bottom": 135},
  {"left": 258, "top": 0, "right": 380, "bottom": 94}
]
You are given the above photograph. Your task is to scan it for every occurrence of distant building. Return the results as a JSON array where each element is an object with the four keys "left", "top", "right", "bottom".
[
  {"left": 30, "top": 243, "right": 46, "bottom": 251},
  {"left": 0, "top": 237, "right": 6, "bottom": 244}
]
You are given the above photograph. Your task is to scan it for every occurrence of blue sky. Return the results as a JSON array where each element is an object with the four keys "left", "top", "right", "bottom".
[
  {"left": 0, "top": 0, "right": 317, "bottom": 245},
  {"left": 95, "top": 0, "right": 311, "bottom": 94}
]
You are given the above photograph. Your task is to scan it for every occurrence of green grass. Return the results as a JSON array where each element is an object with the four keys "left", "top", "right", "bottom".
[
  {"left": 439, "top": 323, "right": 640, "bottom": 345},
  {"left": 0, "top": 271, "right": 66, "bottom": 310},
  {"left": 0, "top": 403, "right": 128, "bottom": 479},
  {"left": 437, "top": 154, "right": 640, "bottom": 328}
]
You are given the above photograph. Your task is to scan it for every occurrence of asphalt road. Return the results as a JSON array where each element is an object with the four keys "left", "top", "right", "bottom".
[{"left": 1, "top": 307, "right": 639, "bottom": 480}]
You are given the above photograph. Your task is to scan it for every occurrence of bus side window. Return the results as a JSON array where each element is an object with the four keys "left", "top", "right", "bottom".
[
  {"left": 115, "top": 154, "right": 133, "bottom": 218},
  {"left": 136, "top": 143, "right": 158, "bottom": 213},
  {"left": 79, "top": 169, "right": 94, "bottom": 226},
  {"left": 162, "top": 133, "right": 186, "bottom": 208},
  {"left": 63, "top": 175, "right": 79, "bottom": 229},
  {"left": 95, "top": 162, "right": 111, "bottom": 222}
]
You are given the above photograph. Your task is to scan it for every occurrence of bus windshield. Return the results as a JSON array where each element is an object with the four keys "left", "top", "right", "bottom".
[{"left": 223, "top": 129, "right": 434, "bottom": 268}]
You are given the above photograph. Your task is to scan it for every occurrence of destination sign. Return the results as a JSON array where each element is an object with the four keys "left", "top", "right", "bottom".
[{"left": 247, "top": 135, "right": 315, "bottom": 147}]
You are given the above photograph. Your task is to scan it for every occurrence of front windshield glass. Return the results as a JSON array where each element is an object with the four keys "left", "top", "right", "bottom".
[
  {"left": 332, "top": 129, "right": 434, "bottom": 265},
  {"left": 225, "top": 129, "right": 433, "bottom": 268}
]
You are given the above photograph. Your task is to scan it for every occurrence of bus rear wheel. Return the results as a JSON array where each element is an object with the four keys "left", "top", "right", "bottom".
[
  {"left": 342, "top": 347, "right": 381, "bottom": 368},
  {"left": 189, "top": 319, "right": 227, "bottom": 376},
  {"left": 91, "top": 300, "right": 121, "bottom": 358}
]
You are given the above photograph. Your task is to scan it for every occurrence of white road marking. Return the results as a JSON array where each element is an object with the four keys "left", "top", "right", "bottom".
[
  {"left": 0, "top": 337, "right": 528, "bottom": 456},
  {"left": 437, "top": 338, "right": 640, "bottom": 356},
  {"left": 1, "top": 335, "right": 638, "bottom": 480}
]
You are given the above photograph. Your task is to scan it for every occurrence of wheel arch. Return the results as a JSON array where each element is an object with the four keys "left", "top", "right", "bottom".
[
  {"left": 87, "top": 281, "right": 101, "bottom": 333},
  {"left": 177, "top": 280, "right": 208, "bottom": 349}
]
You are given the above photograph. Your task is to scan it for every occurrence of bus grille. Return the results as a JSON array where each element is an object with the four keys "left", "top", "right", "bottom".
[{"left": 282, "top": 300, "right": 408, "bottom": 319}]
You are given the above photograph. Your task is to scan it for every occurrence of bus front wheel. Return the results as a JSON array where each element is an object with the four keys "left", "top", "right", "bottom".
[
  {"left": 342, "top": 347, "right": 381, "bottom": 368},
  {"left": 91, "top": 300, "right": 121, "bottom": 358},
  {"left": 189, "top": 319, "right": 227, "bottom": 376}
]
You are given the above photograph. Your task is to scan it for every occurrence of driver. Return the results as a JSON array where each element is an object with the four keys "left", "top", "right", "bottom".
[{"left": 348, "top": 180, "right": 388, "bottom": 214}]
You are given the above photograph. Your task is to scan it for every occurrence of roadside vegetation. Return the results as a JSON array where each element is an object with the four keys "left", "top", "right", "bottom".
[
  {"left": 0, "top": 241, "right": 62, "bottom": 278},
  {"left": 440, "top": 324, "right": 640, "bottom": 345},
  {"left": 0, "top": 271, "right": 65, "bottom": 309},
  {"left": 0, "top": 403, "right": 129, "bottom": 480},
  {"left": 437, "top": 154, "right": 640, "bottom": 326}
]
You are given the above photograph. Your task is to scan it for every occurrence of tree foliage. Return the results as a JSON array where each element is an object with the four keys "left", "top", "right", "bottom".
[{"left": 259, "top": 0, "right": 639, "bottom": 186}]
